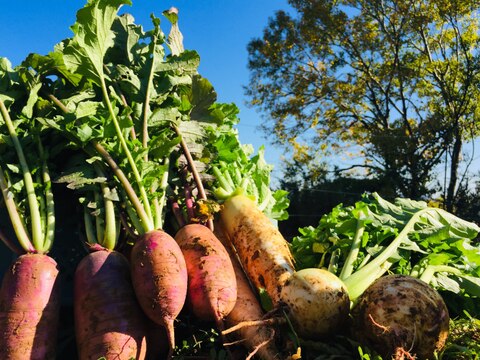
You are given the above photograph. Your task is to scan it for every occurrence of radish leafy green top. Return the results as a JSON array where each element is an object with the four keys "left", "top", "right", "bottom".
[
  {"left": 0, "top": 59, "right": 56, "bottom": 254},
  {"left": 10, "top": 0, "right": 287, "bottom": 245},
  {"left": 292, "top": 192, "right": 480, "bottom": 311}
]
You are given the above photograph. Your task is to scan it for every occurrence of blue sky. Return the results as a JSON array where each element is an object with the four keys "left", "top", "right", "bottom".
[{"left": 0, "top": 0, "right": 289, "bottom": 180}]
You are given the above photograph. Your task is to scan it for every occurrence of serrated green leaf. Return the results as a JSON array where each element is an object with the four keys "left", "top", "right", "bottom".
[
  {"left": 63, "top": 0, "right": 131, "bottom": 85},
  {"left": 148, "top": 107, "right": 181, "bottom": 128},
  {"left": 108, "top": 13, "right": 143, "bottom": 64}
]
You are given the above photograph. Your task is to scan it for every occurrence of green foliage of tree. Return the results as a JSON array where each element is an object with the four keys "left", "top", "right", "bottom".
[{"left": 247, "top": 0, "right": 480, "bottom": 210}]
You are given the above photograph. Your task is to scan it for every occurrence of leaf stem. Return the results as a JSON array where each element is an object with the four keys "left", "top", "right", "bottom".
[
  {"left": 339, "top": 219, "right": 365, "bottom": 280},
  {"left": 99, "top": 77, "right": 153, "bottom": 226},
  {"left": 343, "top": 208, "right": 430, "bottom": 300},
  {"left": 212, "top": 166, "right": 234, "bottom": 195},
  {"left": 0, "top": 167, "right": 33, "bottom": 253},
  {"left": 418, "top": 265, "right": 462, "bottom": 284},
  {"left": 103, "top": 64, "right": 137, "bottom": 140},
  {"left": 154, "top": 157, "right": 170, "bottom": 229},
  {"left": 93, "top": 141, "right": 153, "bottom": 233},
  {"left": 0, "top": 99, "right": 43, "bottom": 252},
  {"left": 83, "top": 206, "right": 97, "bottom": 245},
  {"left": 175, "top": 126, "right": 208, "bottom": 200},
  {"left": 93, "top": 192, "right": 104, "bottom": 245},
  {"left": 93, "top": 163, "right": 117, "bottom": 250},
  {"left": 141, "top": 33, "right": 159, "bottom": 157},
  {"left": 101, "top": 184, "right": 117, "bottom": 250},
  {"left": 175, "top": 126, "right": 213, "bottom": 230},
  {"left": 37, "top": 138, "right": 55, "bottom": 253}
]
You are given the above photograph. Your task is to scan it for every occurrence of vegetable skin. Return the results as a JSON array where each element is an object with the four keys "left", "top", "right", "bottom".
[
  {"left": 215, "top": 222, "right": 282, "bottom": 360},
  {"left": 0, "top": 253, "right": 60, "bottom": 360},
  {"left": 74, "top": 249, "right": 147, "bottom": 360},
  {"left": 130, "top": 229, "right": 188, "bottom": 356},
  {"left": 175, "top": 223, "right": 237, "bottom": 323},
  {"left": 351, "top": 274, "right": 450, "bottom": 359},
  {"left": 220, "top": 194, "right": 295, "bottom": 305},
  {"left": 280, "top": 268, "right": 350, "bottom": 339}
]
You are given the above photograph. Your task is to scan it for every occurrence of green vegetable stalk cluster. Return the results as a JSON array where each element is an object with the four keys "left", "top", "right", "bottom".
[{"left": 292, "top": 192, "right": 480, "bottom": 310}]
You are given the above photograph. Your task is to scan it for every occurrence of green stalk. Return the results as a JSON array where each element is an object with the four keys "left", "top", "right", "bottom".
[
  {"left": 418, "top": 265, "right": 462, "bottom": 284},
  {"left": 152, "top": 197, "right": 161, "bottom": 230},
  {"left": 0, "top": 99, "right": 43, "bottom": 251},
  {"left": 356, "top": 253, "right": 371, "bottom": 270},
  {"left": 343, "top": 208, "right": 430, "bottom": 301},
  {"left": 141, "top": 33, "right": 159, "bottom": 156},
  {"left": 0, "top": 164, "right": 34, "bottom": 253},
  {"left": 153, "top": 157, "right": 170, "bottom": 230},
  {"left": 233, "top": 164, "right": 243, "bottom": 185},
  {"left": 94, "top": 192, "right": 105, "bottom": 244},
  {"left": 328, "top": 248, "right": 341, "bottom": 273},
  {"left": 35, "top": 170, "right": 47, "bottom": 248},
  {"left": 213, "top": 166, "right": 234, "bottom": 195},
  {"left": 99, "top": 77, "right": 153, "bottom": 228},
  {"left": 103, "top": 64, "right": 137, "bottom": 140},
  {"left": 317, "top": 252, "right": 327, "bottom": 269},
  {"left": 257, "top": 188, "right": 272, "bottom": 212},
  {"left": 83, "top": 207, "right": 97, "bottom": 245},
  {"left": 124, "top": 201, "right": 144, "bottom": 235},
  {"left": 175, "top": 127, "right": 215, "bottom": 230},
  {"left": 101, "top": 183, "right": 117, "bottom": 250},
  {"left": 223, "top": 168, "right": 236, "bottom": 190},
  {"left": 93, "top": 141, "right": 153, "bottom": 233},
  {"left": 93, "top": 163, "right": 117, "bottom": 250},
  {"left": 339, "top": 219, "right": 365, "bottom": 280},
  {"left": 37, "top": 139, "right": 55, "bottom": 253}
]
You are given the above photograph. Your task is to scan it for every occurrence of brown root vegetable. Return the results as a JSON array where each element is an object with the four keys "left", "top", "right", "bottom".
[
  {"left": 0, "top": 253, "right": 61, "bottom": 360},
  {"left": 175, "top": 223, "right": 237, "bottom": 324},
  {"left": 351, "top": 274, "right": 450, "bottom": 359},
  {"left": 130, "top": 229, "right": 188, "bottom": 356},
  {"left": 74, "top": 249, "right": 147, "bottom": 360},
  {"left": 280, "top": 268, "right": 350, "bottom": 339},
  {"left": 215, "top": 222, "right": 283, "bottom": 360},
  {"left": 220, "top": 194, "right": 295, "bottom": 305}
]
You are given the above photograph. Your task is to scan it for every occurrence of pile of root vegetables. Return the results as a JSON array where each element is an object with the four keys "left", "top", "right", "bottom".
[{"left": 0, "top": 1, "right": 479, "bottom": 359}]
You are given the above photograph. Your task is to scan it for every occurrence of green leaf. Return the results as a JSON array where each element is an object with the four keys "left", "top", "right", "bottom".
[
  {"left": 148, "top": 107, "right": 181, "bottom": 128},
  {"left": 23, "top": 51, "right": 83, "bottom": 87},
  {"left": 155, "top": 50, "right": 200, "bottom": 73},
  {"left": 163, "top": 7, "right": 184, "bottom": 56},
  {"left": 6, "top": 163, "right": 20, "bottom": 174},
  {"left": 63, "top": 0, "right": 131, "bottom": 85},
  {"left": 190, "top": 76, "right": 217, "bottom": 122},
  {"left": 75, "top": 101, "right": 102, "bottom": 118},
  {"left": 108, "top": 13, "right": 143, "bottom": 64},
  {"left": 456, "top": 275, "right": 480, "bottom": 297},
  {"left": 77, "top": 123, "right": 94, "bottom": 143},
  {"left": 55, "top": 171, "right": 107, "bottom": 190}
]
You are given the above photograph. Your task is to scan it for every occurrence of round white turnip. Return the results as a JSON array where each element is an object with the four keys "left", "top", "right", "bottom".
[
  {"left": 350, "top": 274, "right": 449, "bottom": 359},
  {"left": 280, "top": 268, "right": 350, "bottom": 339}
]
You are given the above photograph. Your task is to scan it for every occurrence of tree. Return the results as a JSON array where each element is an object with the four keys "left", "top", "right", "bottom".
[{"left": 246, "top": 0, "right": 480, "bottom": 210}]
